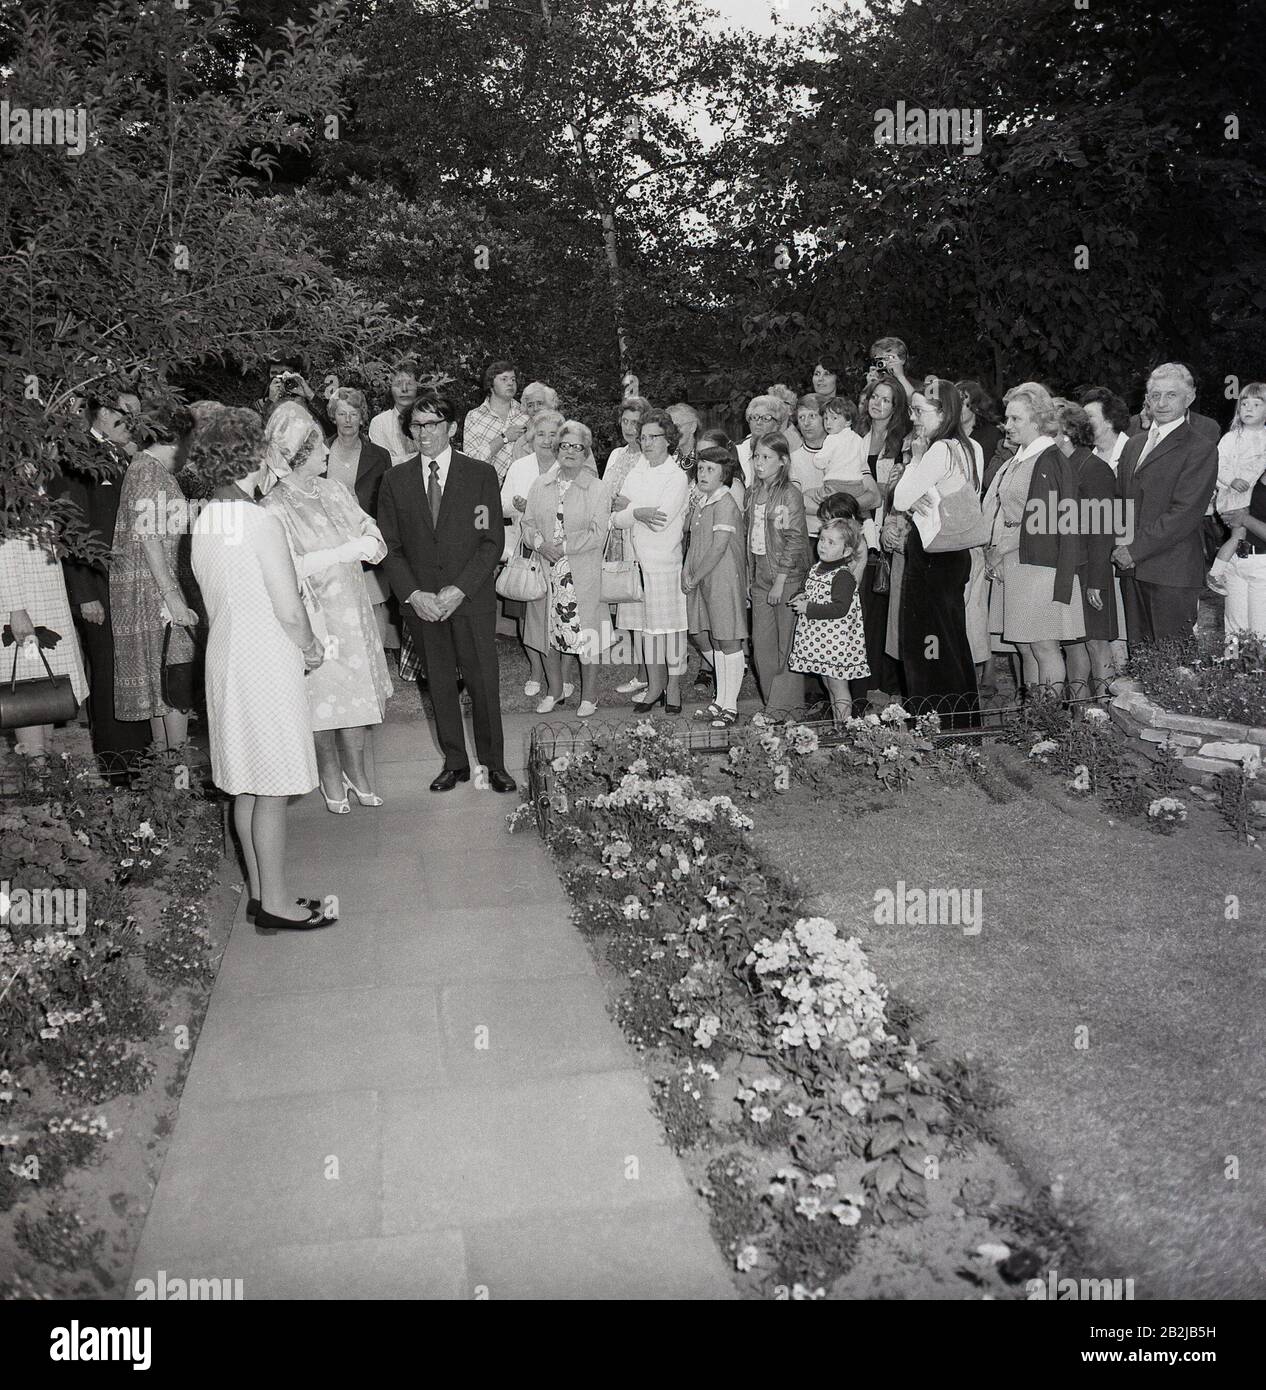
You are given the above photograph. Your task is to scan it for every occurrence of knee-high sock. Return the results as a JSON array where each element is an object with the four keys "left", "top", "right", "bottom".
[{"left": 719, "top": 651, "right": 743, "bottom": 711}]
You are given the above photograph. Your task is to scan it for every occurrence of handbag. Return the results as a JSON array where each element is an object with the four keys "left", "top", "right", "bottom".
[
  {"left": 924, "top": 454, "right": 992, "bottom": 551},
  {"left": 0, "top": 641, "right": 79, "bottom": 730},
  {"left": 496, "top": 543, "right": 548, "bottom": 602},
  {"left": 160, "top": 622, "right": 195, "bottom": 713},
  {"left": 871, "top": 548, "right": 892, "bottom": 595},
  {"left": 600, "top": 526, "right": 643, "bottom": 603}
]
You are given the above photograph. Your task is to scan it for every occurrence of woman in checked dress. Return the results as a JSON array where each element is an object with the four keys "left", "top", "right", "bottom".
[{"left": 189, "top": 408, "right": 335, "bottom": 932}]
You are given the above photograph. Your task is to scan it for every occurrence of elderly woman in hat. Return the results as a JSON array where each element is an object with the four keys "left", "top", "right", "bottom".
[{"left": 261, "top": 401, "right": 392, "bottom": 813}]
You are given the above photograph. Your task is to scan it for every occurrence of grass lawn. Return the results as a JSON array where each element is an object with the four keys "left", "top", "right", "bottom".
[{"left": 748, "top": 757, "right": 1266, "bottom": 1298}]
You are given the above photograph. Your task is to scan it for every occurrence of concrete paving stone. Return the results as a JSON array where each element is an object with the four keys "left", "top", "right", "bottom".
[
  {"left": 212, "top": 912, "right": 407, "bottom": 998},
  {"left": 462, "top": 1202, "right": 737, "bottom": 1300},
  {"left": 437, "top": 976, "right": 630, "bottom": 1082},
  {"left": 131, "top": 1230, "right": 468, "bottom": 1301},
  {"left": 179, "top": 985, "right": 444, "bottom": 1105},
  {"left": 380, "top": 1072, "right": 692, "bottom": 1233},
  {"left": 415, "top": 850, "right": 562, "bottom": 911},
  {"left": 133, "top": 1091, "right": 381, "bottom": 1261}
]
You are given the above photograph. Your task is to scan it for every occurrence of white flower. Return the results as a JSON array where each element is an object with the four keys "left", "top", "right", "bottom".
[
  {"left": 831, "top": 1202, "right": 862, "bottom": 1226},
  {"left": 750, "top": 1105, "right": 772, "bottom": 1124},
  {"left": 840, "top": 1088, "right": 865, "bottom": 1116},
  {"left": 1084, "top": 706, "right": 1109, "bottom": 724},
  {"left": 881, "top": 744, "right": 901, "bottom": 760},
  {"left": 795, "top": 1195, "right": 823, "bottom": 1221},
  {"left": 1028, "top": 739, "right": 1058, "bottom": 759},
  {"left": 811, "top": 1172, "right": 837, "bottom": 1190},
  {"left": 881, "top": 703, "right": 909, "bottom": 723},
  {"left": 784, "top": 1102, "right": 805, "bottom": 1118},
  {"left": 551, "top": 754, "right": 572, "bottom": 773},
  {"left": 736, "top": 1244, "right": 761, "bottom": 1272},
  {"left": 136, "top": 821, "right": 155, "bottom": 839},
  {"left": 1148, "top": 797, "right": 1186, "bottom": 821}
]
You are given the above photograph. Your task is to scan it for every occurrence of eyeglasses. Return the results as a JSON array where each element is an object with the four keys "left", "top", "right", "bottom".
[
  {"left": 557, "top": 442, "right": 586, "bottom": 454},
  {"left": 409, "top": 418, "right": 446, "bottom": 431},
  {"left": 640, "top": 432, "right": 666, "bottom": 442},
  {"left": 748, "top": 413, "right": 777, "bottom": 425}
]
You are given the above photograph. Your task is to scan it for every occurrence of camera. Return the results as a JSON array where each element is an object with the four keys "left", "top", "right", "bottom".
[{"left": 870, "top": 358, "right": 887, "bottom": 372}]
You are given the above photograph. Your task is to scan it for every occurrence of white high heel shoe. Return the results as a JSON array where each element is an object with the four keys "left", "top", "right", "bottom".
[
  {"left": 322, "top": 785, "right": 350, "bottom": 814},
  {"left": 342, "top": 773, "right": 384, "bottom": 807}
]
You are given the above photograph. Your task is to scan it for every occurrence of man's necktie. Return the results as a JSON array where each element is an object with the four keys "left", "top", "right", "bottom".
[
  {"left": 1135, "top": 425, "right": 1161, "bottom": 468},
  {"left": 428, "top": 459, "right": 441, "bottom": 526}
]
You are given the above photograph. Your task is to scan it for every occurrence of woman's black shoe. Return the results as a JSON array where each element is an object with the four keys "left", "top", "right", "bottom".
[
  {"left": 254, "top": 904, "right": 338, "bottom": 934},
  {"left": 665, "top": 694, "right": 683, "bottom": 715},
  {"left": 246, "top": 896, "right": 320, "bottom": 922},
  {"left": 631, "top": 691, "right": 666, "bottom": 710}
]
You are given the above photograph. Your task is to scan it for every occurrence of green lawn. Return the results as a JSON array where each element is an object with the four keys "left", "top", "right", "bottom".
[{"left": 748, "top": 757, "right": 1266, "bottom": 1299}]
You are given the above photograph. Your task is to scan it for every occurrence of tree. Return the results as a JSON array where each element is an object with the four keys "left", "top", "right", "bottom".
[
  {"left": 0, "top": 0, "right": 413, "bottom": 546},
  {"left": 729, "top": 0, "right": 1265, "bottom": 406}
]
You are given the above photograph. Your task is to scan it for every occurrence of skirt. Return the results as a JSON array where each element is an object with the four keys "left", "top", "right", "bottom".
[
  {"left": 619, "top": 564, "right": 687, "bottom": 635},
  {"left": 989, "top": 550, "right": 1085, "bottom": 644}
]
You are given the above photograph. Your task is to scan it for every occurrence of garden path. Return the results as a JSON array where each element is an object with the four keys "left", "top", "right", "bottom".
[{"left": 128, "top": 701, "right": 735, "bottom": 1299}]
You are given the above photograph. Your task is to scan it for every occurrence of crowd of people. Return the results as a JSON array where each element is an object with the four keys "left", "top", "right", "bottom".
[{"left": 3, "top": 342, "right": 1263, "bottom": 926}]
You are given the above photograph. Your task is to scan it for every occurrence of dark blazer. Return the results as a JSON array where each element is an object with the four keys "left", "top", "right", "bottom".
[
  {"left": 352, "top": 439, "right": 391, "bottom": 519},
  {"left": 1116, "top": 421, "right": 1217, "bottom": 587},
  {"left": 981, "top": 438, "right": 1015, "bottom": 497},
  {"left": 377, "top": 449, "right": 505, "bottom": 617},
  {"left": 1009, "top": 443, "right": 1082, "bottom": 604},
  {"left": 57, "top": 441, "right": 129, "bottom": 609},
  {"left": 1069, "top": 445, "right": 1117, "bottom": 596}
]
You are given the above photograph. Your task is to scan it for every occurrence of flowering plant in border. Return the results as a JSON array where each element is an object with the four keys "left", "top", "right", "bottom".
[{"left": 522, "top": 717, "right": 971, "bottom": 1294}]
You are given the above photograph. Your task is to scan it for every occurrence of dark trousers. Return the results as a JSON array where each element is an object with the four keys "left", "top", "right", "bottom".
[
  {"left": 407, "top": 607, "right": 504, "bottom": 773},
  {"left": 1201, "top": 515, "right": 1226, "bottom": 569},
  {"left": 1121, "top": 576, "right": 1201, "bottom": 645},
  {"left": 899, "top": 533, "right": 978, "bottom": 728},
  {"left": 858, "top": 552, "right": 904, "bottom": 698},
  {"left": 75, "top": 605, "right": 150, "bottom": 775}
]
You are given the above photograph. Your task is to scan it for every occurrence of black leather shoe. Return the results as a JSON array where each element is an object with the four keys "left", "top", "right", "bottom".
[
  {"left": 430, "top": 767, "right": 471, "bottom": 792},
  {"left": 487, "top": 769, "right": 517, "bottom": 794}
]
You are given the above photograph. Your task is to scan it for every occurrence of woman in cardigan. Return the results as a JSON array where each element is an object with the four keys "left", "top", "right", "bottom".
[
  {"left": 983, "top": 383, "right": 1084, "bottom": 698},
  {"left": 1054, "top": 400, "right": 1119, "bottom": 699},
  {"left": 858, "top": 376, "right": 909, "bottom": 698},
  {"left": 612, "top": 408, "right": 692, "bottom": 712},
  {"left": 522, "top": 420, "right": 612, "bottom": 718},
  {"left": 746, "top": 431, "right": 811, "bottom": 712},
  {"left": 326, "top": 387, "right": 394, "bottom": 649},
  {"left": 891, "top": 381, "right": 982, "bottom": 725}
]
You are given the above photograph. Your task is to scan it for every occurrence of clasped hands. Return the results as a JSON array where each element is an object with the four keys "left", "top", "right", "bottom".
[{"left": 409, "top": 585, "right": 464, "bottom": 621}]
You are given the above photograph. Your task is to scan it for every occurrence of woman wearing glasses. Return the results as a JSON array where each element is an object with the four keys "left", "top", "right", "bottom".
[
  {"left": 736, "top": 394, "right": 791, "bottom": 490},
  {"left": 612, "top": 409, "right": 691, "bottom": 712},
  {"left": 521, "top": 421, "right": 613, "bottom": 717}
]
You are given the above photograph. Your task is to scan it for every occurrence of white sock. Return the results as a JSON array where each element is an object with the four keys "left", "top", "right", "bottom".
[{"left": 719, "top": 651, "right": 743, "bottom": 711}]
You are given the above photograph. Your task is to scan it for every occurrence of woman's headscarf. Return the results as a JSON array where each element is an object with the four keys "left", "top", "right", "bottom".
[{"left": 262, "top": 399, "right": 324, "bottom": 481}]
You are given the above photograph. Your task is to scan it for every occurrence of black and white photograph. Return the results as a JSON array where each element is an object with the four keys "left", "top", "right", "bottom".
[{"left": 0, "top": 0, "right": 1261, "bottom": 1352}]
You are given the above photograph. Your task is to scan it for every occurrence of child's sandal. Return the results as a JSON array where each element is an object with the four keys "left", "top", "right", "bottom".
[
  {"left": 710, "top": 709, "right": 738, "bottom": 729},
  {"left": 693, "top": 703, "right": 723, "bottom": 722}
]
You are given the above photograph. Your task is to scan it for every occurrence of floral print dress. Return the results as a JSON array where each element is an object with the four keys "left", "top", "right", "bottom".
[{"left": 548, "top": 478, "right": 583, "bottom": 654}]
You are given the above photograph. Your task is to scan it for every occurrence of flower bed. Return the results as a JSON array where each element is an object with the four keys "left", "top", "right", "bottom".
[
  {"left": 511, "top": 715, "right": 1076, "bottom": 1297},
  {"left": 0, "top": 751, "right": 222, "bottom": 1294}
]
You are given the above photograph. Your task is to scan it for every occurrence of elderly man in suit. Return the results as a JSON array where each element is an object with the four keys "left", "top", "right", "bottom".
[
  {"left": 1113, "top": 363, "right": 1218, "bottom": 644},
  {"left": 377, "top": 392, "right": 516, "bottom": 793}
]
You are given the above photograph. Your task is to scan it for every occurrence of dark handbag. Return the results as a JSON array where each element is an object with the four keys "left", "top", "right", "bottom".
[
  {"left": 871, "top": 549, "right": 891, "bottom": 595},
  {"left": 160, "top": 623, "right": 195, "bottom": 713},
  {"left": 0, "top": 642, "right": 79, "bottom": 730}
]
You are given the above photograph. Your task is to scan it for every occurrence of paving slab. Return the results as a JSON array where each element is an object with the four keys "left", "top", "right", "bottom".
[
  {"left": 380, "top": 1073, "right": 691, "bottom": 1233},
  {"left": 463, "top": 1203, "right": 736, "bottom": 1300}
]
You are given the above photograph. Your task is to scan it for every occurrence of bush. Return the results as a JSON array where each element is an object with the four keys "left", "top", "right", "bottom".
[{"left": 1127, "top": 633, "right": 1266, "bottom": 727}]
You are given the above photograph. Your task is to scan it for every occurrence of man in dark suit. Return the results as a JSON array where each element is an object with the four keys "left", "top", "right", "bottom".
[
  {"left": 58, "top": 399, "right": 151, "bottom": 781},
  {"left": 1113, "top": 364, "right": 1218, "bottom": 644},
  {"left": 377, "top": 392, "right": 515, "bottom": 793}
]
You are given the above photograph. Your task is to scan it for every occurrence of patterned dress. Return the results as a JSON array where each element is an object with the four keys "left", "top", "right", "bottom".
[
  {"left": 262, "top": 476, "right": 392, "bottom": 731},
  {"left": 110, "top": 451, "right": 196, "bottom": 719},
  {"left": 191, "top": 500, "right": 317, "bottom": 797},
  {"left": 547, "top": 479, "right": 583, "bottom": 654},
  {"left": 790, "top": 560, "right": 869, "bottom": 680}
]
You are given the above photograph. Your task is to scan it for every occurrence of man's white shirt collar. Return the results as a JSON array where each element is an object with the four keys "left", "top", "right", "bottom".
[
  {"left": 1152, "top": 417, "right": 1184, "bottom": 443},
  {"left": 422, "top": 445, "right": 453, "bottom": 488}
]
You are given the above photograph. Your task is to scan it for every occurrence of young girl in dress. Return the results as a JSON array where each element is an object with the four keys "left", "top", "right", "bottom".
[
  {"left": 747, "top": 432, "right": 810, "bottom": 711},
  {"left": 683, "top": 446, "right": 747, "bottom": 727},
  {"left": 789, "top": 516, "right": 870, "bottom": 723}
]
